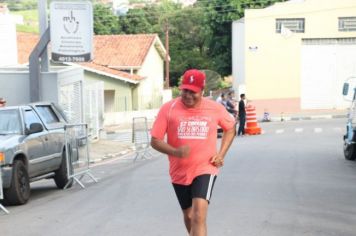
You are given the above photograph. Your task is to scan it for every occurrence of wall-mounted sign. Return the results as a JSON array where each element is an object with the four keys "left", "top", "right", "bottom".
[{"left": 50, "top": 1, "right": 93, "bottom": 62}]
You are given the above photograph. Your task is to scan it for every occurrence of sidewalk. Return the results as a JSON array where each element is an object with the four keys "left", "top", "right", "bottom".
[{"left": 89, "top": 139, "right": 136, "bottom": 164}]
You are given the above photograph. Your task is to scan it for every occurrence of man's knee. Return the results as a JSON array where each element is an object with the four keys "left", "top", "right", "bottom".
[
  {"left": 191, "top": 199, "right": 208, "bottom": 224},
  {"left": 191, "top": 210, "right": 207, "bottom": 226},
  {"left": 183, "top": 211, "right": 192, "bottom": 222}
]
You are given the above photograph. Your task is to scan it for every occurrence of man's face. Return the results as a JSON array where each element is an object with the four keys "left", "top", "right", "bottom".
[{"left": 181, "top": 89, "right": 203, "bottom": 108}]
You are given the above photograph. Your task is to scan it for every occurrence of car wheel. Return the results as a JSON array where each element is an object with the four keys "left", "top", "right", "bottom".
[
  {"left": 54, "top": 150, "right": 73, "bottom": 189},
  {"left": 4, "top": 160, "right": 30, "bottom": 205},
  {"left": 344, "top": 141, "right": 356, "bottom": 161}
]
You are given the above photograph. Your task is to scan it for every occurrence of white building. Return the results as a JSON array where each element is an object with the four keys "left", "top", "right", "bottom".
[{"left": 0, "top": 4, "right": 18, "bottom": 66}]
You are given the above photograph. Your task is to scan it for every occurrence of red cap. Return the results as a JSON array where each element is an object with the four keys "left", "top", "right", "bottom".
[{"left": 179, "top": 69, "right": 206, "bottom": 93}]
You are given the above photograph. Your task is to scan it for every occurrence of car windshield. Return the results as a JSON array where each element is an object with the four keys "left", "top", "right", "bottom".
[{"left": 0, "top": 109, "right": 22, "bottom": 134}]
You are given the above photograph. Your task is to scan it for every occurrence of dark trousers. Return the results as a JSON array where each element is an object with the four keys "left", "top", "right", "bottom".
[{"left": 238, "top": 115, "right": 246, "bottom": 135}]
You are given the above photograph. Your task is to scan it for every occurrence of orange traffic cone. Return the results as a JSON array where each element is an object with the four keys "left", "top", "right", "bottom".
[{"left": 244, "top": 104, "right": 262, "bottom": 135}]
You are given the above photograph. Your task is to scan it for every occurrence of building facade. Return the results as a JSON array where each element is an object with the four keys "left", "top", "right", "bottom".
[{"left": 233, "top": 0, "right": 356, "bottom": 115}]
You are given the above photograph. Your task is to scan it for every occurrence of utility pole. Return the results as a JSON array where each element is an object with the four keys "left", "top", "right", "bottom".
[
  {"left": 164, "top": 19, "right": 170, "bottom": 89},
  {"left": 38, "top": 0, "right": 49, "bottom": 72},
  {"left": 29, "top": 0, "right": 50, "bottom": 102}
]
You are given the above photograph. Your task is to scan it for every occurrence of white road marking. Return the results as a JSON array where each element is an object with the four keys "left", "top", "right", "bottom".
[
  {"left": 276, "top": 129, "right": 284, "bottom": 134},
  {"left": 295, "top": 128, "right": 303, "bottom": 133},
  {"left": 333, "top": 127, "right": 343, "bottom": 132},
  {"left": 314, "top": 128, "right": 323, "bottom": 133}
]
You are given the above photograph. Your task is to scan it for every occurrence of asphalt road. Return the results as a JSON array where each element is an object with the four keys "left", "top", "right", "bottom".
[{"left": 1, "top": 118, "right": 356, "bottom": 236}]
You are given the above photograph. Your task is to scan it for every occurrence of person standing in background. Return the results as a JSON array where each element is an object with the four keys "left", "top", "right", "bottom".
[{"left": 237, "top": 94, "right": 246, "bottom": 136}]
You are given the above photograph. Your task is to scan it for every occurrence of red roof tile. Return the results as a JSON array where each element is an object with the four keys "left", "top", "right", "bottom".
[
  {"left": 16, "top": 33, "right": 159, "bottom": 82},
  {"left": 78, "top": 62, "right": 143, "bottom": 82},
  {"left": 93, "top": 34, "right": 157, "bottom": 67},
  {"left": 17, "top": 32, "right": 39, "bottom": 64}
]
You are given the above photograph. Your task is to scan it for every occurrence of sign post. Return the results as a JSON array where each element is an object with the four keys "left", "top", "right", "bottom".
[{"left": 50, "top": 1, "right": 93, "bottom": 62}]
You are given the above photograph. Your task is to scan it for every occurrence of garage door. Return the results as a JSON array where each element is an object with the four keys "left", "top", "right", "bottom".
[{"left": 301, "top": 38, "right": 356, "bottom": 109}]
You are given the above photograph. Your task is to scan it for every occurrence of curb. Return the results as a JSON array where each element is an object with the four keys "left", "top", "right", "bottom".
[
  {"left": 90, "top": 146, "right": 136, "bottom": 164},
  {"left": 260, "top": 114, "right": 347, "bottom": 122},
  {"left": 106, "top": 129, "right": 132, "bottom": 135},
  {"left": 90, "top": 150, "right": 135, "bottom": 164}
]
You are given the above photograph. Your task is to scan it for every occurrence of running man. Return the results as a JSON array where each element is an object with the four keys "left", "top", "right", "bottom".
[{"left": 150, "top": 69, "right": 236, "bottom": 236}]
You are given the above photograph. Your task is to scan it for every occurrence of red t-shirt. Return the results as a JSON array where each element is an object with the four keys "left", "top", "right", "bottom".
[{"left": 151, "top": 97, "right": 235, "bottom": 185}]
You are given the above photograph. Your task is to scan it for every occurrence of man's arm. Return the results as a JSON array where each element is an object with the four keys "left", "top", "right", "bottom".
[
  {"left": 219, "top": 127, "right": 236, "bottom": 157},
  {"left": 211, "top": 127, "right": 236, "bottom": 167},
  {"left": 151, "top": 137, "right": 190, "bottom": 158}
]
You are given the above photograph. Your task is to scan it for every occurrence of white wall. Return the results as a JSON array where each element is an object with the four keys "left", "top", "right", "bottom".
[
  {"left": 0, "top": 66, "right": 83, "bottom": 105},
  {"left": 301, "top": 40, "right": 356, "bottom": 109},
  {"left": 232, "top": 20, "right": 246, "bottom": 97},
  {"left": 0, "top": 14, "right": 17, "bottom": 66},
  {"left": 104, "top": 109, "right": 159, "bottom": 127},
  {"left": 137, "top": 42, "right": 164, "bottom": 109}
]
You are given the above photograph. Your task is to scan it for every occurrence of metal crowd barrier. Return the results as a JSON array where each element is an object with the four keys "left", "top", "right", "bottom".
[
  {"left": 132, "top": 117, "right": 154, "bottom": 162},
  {"left": 0, "top": 166, "right": 9, "bottom": 214},
  {"left": 64, "top": 124, "right": 98, "bottom": 189}
]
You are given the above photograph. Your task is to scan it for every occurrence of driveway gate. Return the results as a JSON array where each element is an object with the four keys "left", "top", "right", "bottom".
[
  {"left": 64, "top": 124, "right": 98, "bottom": 189},
  {"left": 132, "top": 117, "right": 154, "bottom": 162}
]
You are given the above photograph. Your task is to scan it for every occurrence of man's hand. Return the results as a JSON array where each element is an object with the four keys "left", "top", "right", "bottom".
[
  {"left": 151, "top": 137, "right": 191, "bottom": 158},
  {"left": 210, "top": 154, "right": 224, "bottom": 167},
  {"left": 174, "top": 145, "right": 190, "bottom": 158}
]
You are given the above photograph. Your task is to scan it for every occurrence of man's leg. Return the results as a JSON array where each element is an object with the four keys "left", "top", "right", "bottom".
[
  {"left": 182, "top": 207, "right": 193, "bottom": 233},
  {"left": 173, "top": 184, "right": 193, "bottom": 233},
  {"left": 237, "top": 118, "right": 243, "bottom": 135},
  {"left": 189, "top": 174, "right": 217, "bottom": 236},
  {"left": 241, "top": 116, "right": 246, "bottom": 135},
  {"left": 174, "top": 174, "right": 216, "bottom": 235},
  {"left": 189, "top": 198, "right": 209, "bottom": 236}
]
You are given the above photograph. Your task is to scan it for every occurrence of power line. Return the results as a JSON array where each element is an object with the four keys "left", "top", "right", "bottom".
[
  {"left": 94, "top": 1, "right": 356, "bottom": 25},
  {"left": 94, "top": 0, "right": 280, "bottom": 16},
  {"left": 92, "top": 0, "right": 289, "bottom": 23},
  {"left": 94, "top": 6, "right": 241, "bottom": 20}
]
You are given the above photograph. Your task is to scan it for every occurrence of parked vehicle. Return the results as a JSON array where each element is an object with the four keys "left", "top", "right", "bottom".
[
  {"left": 0, "top": 102, "right": 73, "bottom": 205},
  {"left": 342, "top": 81, "right": 356, "bottom": 160}
]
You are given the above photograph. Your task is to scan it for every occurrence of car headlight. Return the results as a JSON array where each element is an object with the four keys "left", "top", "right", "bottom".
[{"left": 0, "top": 152, "right": 4, "bottom": 165}]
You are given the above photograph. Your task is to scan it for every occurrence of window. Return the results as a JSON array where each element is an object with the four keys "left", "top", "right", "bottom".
[
  {"left": 0, "top": 109, "right": 21, "bottom": 134},
  {"left": 35, "top": 106, "right": 60, "bottom": 124},
  {"left": 276, "top": 18, "right": 305, "bottom": 33},
  {"left": 24, "top": 110, "right": 42, "bottom": 131},
  {"left": 339, "top": 17, "right": 356, "bottom": 32}
]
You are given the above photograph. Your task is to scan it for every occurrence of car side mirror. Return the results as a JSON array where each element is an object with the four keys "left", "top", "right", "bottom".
[
  {"left": 27, "top": 123, "right": 44, "bottom": 135},
  {"left": 343, "top": 83, "right": 349, "bottom": 96}
]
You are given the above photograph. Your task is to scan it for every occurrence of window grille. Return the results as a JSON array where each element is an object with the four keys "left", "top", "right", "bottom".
[
  {"left": 302, "top": 38, "right": 356, "bottom": 45},
  {"left": 276, "top": 18, "right": 305, "bottom": 33},
  {"left": 59, "top": 81, "right": 83, "bottom": 124},
  {"left": 339, "top": 17, "right": 356, "bottom": 32}
]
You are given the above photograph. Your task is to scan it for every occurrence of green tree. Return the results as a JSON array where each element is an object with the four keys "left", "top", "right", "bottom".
[
  {"left": 93, "top": 4, "right": 120, "bottom": 35},
  {"left": 167, "top": 6, "right": 213, "bottom": 85},
  {"left": 118, "top": 1, "right": 212, "bottom": 86},
  {"left": 3, "top": 0, "right": 37, "bottom": 11},
  {"left": 198, "top": 0, "right": 287, "bottom": 76},
  {"left": 119, "top": 7, "right": 156, "bottom": 34}
]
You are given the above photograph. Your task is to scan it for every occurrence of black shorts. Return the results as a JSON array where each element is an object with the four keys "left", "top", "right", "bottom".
[{"left": 172, "top": 174, "right": 217, "bottom": 210}]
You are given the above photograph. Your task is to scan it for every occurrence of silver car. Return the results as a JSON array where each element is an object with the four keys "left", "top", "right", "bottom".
[{"left": 0, "top": 103, "right": 72, "bottom": 205}]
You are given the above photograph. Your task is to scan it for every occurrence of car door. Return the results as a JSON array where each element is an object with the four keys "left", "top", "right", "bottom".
[
  {"left": 33, "top": 105, "right": 65, "bottom": 168},
  {"left": 23, "top": 108, "right": 50, "bottom": 177}
]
